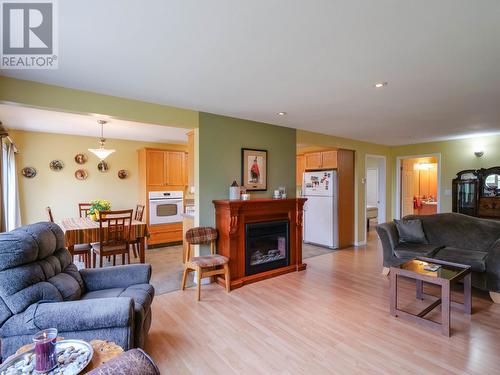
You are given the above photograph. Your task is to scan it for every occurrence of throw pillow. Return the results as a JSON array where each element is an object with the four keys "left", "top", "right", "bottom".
[{"left": 394, "top": 219, "right": 428, "bottom": 244}]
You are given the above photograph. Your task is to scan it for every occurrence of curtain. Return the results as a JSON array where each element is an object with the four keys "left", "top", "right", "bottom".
[{"left": 2, "top": 141, "right": 21, "bottom": 231}]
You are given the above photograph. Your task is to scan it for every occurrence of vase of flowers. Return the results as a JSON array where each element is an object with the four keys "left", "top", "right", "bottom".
[{"left": 89, "top": 199, "right": 111, "bottom": 221}]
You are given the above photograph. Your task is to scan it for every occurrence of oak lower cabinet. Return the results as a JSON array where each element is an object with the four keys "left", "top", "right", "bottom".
[{"left": 148, "top": 222, "right": 183, "bottom": 246}]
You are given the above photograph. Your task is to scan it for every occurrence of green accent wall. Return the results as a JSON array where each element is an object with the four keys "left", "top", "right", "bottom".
[
  {"left": 0, "top": 76, "right": 198, "bottom": 128},
  {"left": 390, "top": 134, "right": 500, "bottom": 215},
  {"left": 199, "top": 112, "right": 296, "bottom": 231}
]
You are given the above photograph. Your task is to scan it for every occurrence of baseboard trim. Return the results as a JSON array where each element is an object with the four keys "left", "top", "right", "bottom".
[{"left": 354, "top": 241, "right": 367, "bottom": 246}]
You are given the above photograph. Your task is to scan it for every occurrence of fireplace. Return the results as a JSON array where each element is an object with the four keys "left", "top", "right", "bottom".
[
  {"left": 245, "top": 220, "right": 289, "bottom": 275},
  {"left": 213, "top": 198, "right": 306, "bottom": 290}
]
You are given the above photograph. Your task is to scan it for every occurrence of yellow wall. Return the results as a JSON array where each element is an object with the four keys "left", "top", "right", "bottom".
[
  {"left": 390, "top": 134, "right": 500, "bottom": 215},
  {"left": 297, "top": 130, "right": 392, "bottom": 244},
  {"left": 11, "top": 130, "right": 187, "bottom": 224}
]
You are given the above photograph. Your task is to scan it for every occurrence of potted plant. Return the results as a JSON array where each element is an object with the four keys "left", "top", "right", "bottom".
[{"left": 89, "top": 199, "right": 111, "bottom": 221}]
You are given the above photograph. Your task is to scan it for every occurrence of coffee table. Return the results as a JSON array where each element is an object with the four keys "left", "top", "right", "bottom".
[
  {"left": 390, "top": 257, "right": 471, "bottom": 336},
  {"left": 13, "top": 338, "right": 123, "bottom": 373}
]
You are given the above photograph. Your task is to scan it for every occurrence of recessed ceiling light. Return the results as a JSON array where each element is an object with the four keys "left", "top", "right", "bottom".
[
  {"left": 374, "top": 82, "right": 388, "bottom": 88},
  {"left": 277, "top": 112, "right": 287, "bottom": 116}
]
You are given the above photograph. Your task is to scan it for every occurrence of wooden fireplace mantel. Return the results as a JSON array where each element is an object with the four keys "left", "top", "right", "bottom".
[{"left": 213, "top": 198, "right": 307, "bottom": 290}]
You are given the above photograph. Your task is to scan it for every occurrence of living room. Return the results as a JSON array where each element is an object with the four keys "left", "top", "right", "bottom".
[{"left": 0, "top": 1, "right": 500, "bottom": 374}]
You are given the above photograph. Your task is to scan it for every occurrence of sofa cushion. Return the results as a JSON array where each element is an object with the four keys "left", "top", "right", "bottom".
[
  {"left": 394, "top": 219, "right": 428, "bottom": 244},
  {"left": 81, "top": 284, "right": 154, "bottom": 317},
  {"left": 393, "top": 243, "right": 444, "bottom": 259},
  {"left": 434, "top": 247, "right": 488, "bottom": 272}
]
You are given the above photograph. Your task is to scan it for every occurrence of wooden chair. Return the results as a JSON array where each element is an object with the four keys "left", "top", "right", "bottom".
[
  {"left": 92, "top": 209, "right": 133, "bottom": 268},
  {"left": 79, "top": 203, "right": 92, "bottom": 218},
  {"left": 46, "top": 206, "right": 92, "bottom": 268},
  {"left": 181, "top": 227, "right": 230, "bottom": 301},
  {"left": 130, "top": 204, "right": 145, "bottom": 259}
]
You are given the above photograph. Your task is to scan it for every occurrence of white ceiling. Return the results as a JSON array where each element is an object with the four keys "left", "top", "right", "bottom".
[
  {"left": 2, "top": 0, "right": 500, "bottom": 145},
  {"left": 0, "top": 104, "right": 188, "bottom": 143}
]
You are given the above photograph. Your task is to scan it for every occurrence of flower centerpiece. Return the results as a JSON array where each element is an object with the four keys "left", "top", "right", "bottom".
[{"left": 89, "top": 199, "right": 111, "bottom": 221}]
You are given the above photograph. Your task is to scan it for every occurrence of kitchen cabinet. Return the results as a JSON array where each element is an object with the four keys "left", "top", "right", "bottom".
[
  {"left": 305, "top": 152, "right": 322, "bottom": 170},
  {"left": 321, "top": 150, "right": 337, "bottom": 169},
  {"left": 296, "top": 155, "right": 305, "bottom": 185},
  {"left": 166, "top": 151, "right": 185, "bottom": 186},
  {"left": 304, "top": 150, "right": 338, "bottom": 170},
  {"left": 138, "top": 148, "right": 188, "bottom": 246},
  {"left": 143, "top": 149, "right": 187, "bottom": 188}
]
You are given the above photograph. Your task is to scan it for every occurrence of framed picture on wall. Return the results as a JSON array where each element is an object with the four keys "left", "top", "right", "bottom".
[{"left": 241, "top": 148, "right": 267, "bottom": 191}]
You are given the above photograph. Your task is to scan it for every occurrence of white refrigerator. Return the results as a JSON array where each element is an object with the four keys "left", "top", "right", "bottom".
[{"left": 302, "top": 170, "right": 339, "bottom": 249}]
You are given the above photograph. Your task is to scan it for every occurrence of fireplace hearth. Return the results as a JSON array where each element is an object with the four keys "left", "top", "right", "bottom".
[{"left": 245, "top": 220, "right": 289, "bottom": 275}]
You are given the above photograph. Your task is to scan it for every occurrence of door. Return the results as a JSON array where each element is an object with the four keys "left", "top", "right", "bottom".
[
  {"left": 304, "top": 196, "right": 334, "bottom": 247},
  {"left": 321, "top": 151, "right": 337, "bottom": 169},
  {"left": 401, "top": 169, "right": 415, "bottom": 217},
  {"left": 305, "top": 152, "right": 322, "bottom": 170},
  {"left": 366, "top": 168, "right": 379, "bottom": 208},
  {"left": 146, "top": 150, "right": 166, "bottom": 187},
  {"left": 166, "top": 152, "right": 185, "bottom": 186}
]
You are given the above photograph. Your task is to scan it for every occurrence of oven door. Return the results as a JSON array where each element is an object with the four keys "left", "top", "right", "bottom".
[{"left": 149, "top": 199, "right": 182, "bottom": 224}]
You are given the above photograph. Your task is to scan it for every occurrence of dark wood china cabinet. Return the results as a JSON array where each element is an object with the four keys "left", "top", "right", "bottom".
[{"left": 453, "top": 167, "right": 500, "bottom": 219}]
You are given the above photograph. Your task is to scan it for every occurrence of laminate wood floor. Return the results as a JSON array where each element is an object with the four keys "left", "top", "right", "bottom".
[{"left": 144, "top": 230, "right": 500, "bottom": 374}]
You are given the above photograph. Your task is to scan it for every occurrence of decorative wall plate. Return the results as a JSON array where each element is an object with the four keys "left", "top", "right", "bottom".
[
  {"left": 75, "top": 169, "right": 88, "bottom": 180},
  {"left": 22, "top": 167, "right": 37, "bottom": 178},
  {"left": 49, "top": 159, "right": 64, "bottom": 171},
  {"left": 97, "top": 161, "right": 109, "bottom": 173},
  {"left": 75, "top": 153, "right": 88, "bottom": 164},
  {"left": 118, "top": 169, "right": 128, "bottom": 179}
]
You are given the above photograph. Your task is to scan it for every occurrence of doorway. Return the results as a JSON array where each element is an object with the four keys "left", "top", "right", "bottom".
[
  {"left": 396, "top": 154, "right": 441, "bottom": 219},
  {"left": 365, "top": 155, "right": 386, "bottom": 239}
]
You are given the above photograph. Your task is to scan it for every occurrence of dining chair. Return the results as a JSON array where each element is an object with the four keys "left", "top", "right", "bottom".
[
  {"left": 46, "top": 206, "right": 92, "bottom": 268},
  {"left": 78, "top": 203, "right": 92, "bottom": 218},
  {"left": 181, "top": 227, "right": 230, "bottom": 301},
  {"left": 92, "top": 209, "right": 133, "bottom": 268},
  {"left": 130, "top": 204, "right": 145, "bottom": 258}
]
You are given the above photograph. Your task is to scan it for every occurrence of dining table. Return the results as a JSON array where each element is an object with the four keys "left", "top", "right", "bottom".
[{"left": 58, "top": 217, "right": 149, "bottom": 264}]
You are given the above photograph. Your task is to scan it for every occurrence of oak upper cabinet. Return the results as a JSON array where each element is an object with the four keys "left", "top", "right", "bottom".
[
  {"left": 166, "top": 151, "right": 185, "bottom": 186},
  {"left": 146, "top": 150, "right": 167, "bottom": 187},
  {"left": 296, "top": 155, "right": 305, "bottom": 185},
  {"left": 141, "top": 148, "right": 187, "bottom": 188},
  {"left": 305, "top": 152, "right": 322, "bottom": 170},
  {"left": 321, "top": 150, "right": 337, "bottom": 169},
  {"left": 304, "top": 150, "right": 338, "bottom": 170}
]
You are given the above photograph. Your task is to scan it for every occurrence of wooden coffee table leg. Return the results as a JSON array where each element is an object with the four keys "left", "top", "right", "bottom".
[
  {"left": 441, "top": 281, "right": 451, "bottom": 336},
  {"left": 416, "top": 279, "right": 424, "bottom": 300},
  {"left": 390, "top": 270, "right": 397, "bottom": 317},
  {"left": 463, "top": 273, "right": 472, "bottom": 314}
]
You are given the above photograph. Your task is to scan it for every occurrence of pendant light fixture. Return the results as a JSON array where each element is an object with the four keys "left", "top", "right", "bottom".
[{"left": 88, "top": 120, "right": 115, "bottom": 160}]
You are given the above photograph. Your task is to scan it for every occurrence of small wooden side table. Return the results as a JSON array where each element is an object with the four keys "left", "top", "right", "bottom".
[
  {"left": 390, "top": 257, "right": 472, "bottom": 337},
  {"left": 14, "top": 338, "right": 123, "bottom": 373}
]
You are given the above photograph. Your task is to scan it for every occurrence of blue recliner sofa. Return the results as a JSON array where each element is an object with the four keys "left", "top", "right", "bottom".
[{"left": 0, "top": 222, "right": 155, "bottom": 359}]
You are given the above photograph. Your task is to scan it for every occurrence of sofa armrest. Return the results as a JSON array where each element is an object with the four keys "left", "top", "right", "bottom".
[
  {"left": 80, "top": 264, "right": 152, "bottom": 292},
  {"left": 486, "top": 239, "right": 500, "bottom": 292},
  {"left": 1, "top": 297, "right": 134, "bottom": 338},
  {"left": 87, "top": 348, "right": 160, "bottom": 375},
  {"left": 375, "top": 222, "right": 401, "bottom": 267}
]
